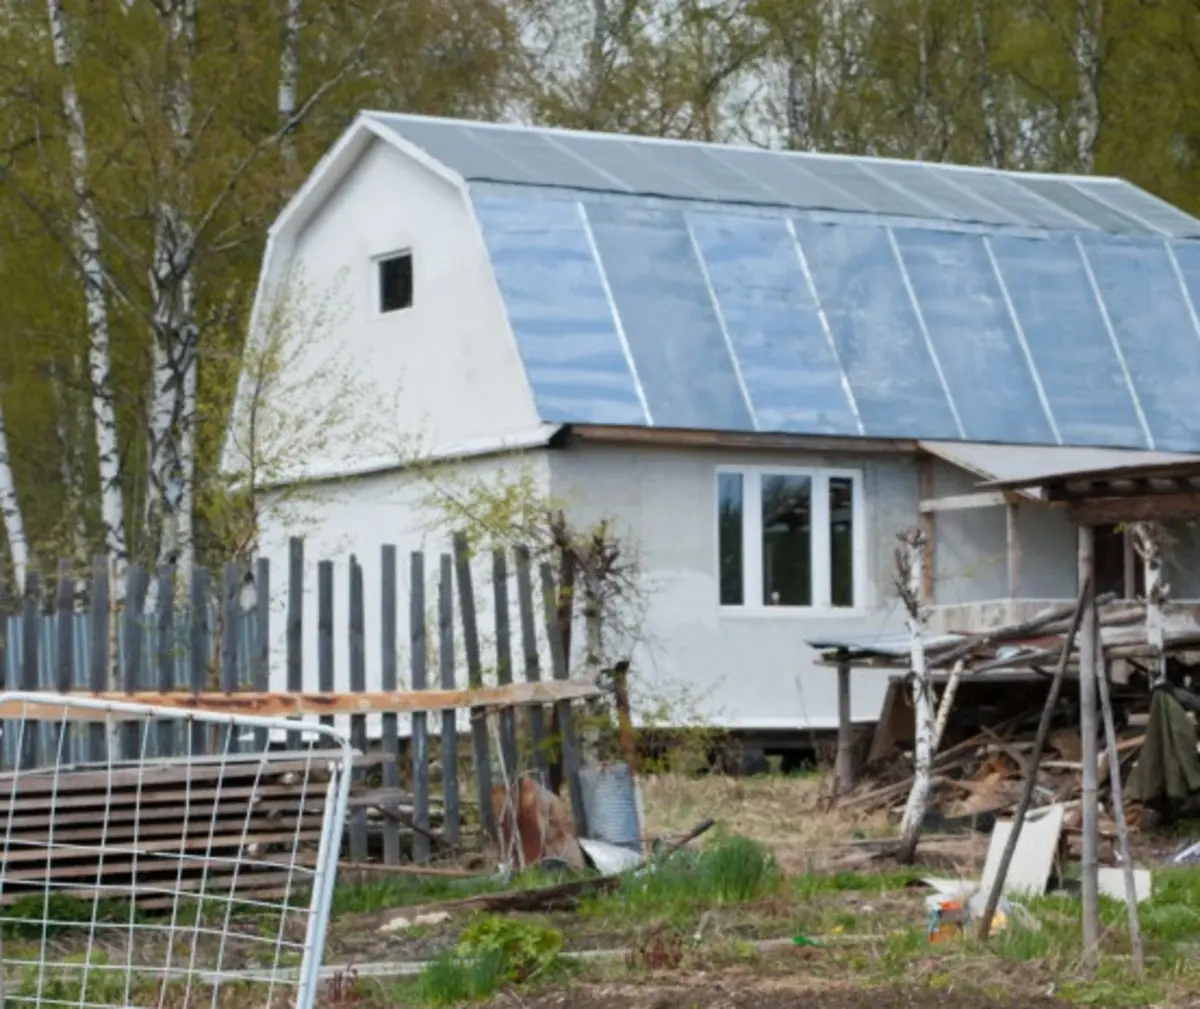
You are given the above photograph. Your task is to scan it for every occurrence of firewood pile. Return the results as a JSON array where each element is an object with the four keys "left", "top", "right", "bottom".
[{"left": 834, "top": 596, "right": 1200, "bottom": 850}]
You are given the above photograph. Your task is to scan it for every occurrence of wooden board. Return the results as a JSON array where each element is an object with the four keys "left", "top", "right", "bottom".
[{"left": 0, "top": 678, "right": 602, "bottom": 721}]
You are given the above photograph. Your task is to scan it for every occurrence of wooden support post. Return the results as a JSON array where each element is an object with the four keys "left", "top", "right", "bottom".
[
  {"left": 88, "top": 556, "right": 110, "bottom": 763},
  {"left": 1078, "top": 524, "right": 1100, "bottom": 970},
  {"left": 611, "top": 661, "right": 639, "bottom": 774},
  {"left": 540, "top": 562, "right": 588, "bottom": 837},
  {"left": 348, "top": 556, "right": 368, "bottom": 860},
  {"left": 918, "top": 458, "right": 935, "bottom": 604},
  {"left": 1006, "top": 502, "right": 1021, "bottom": 622},
  {"left": 978, "top": 576, "right": 1089, "bottom": 940},
  {"left": 157, "top": 564, "right": 177, "bottom": 756},
  {"left": 1095, "top": 625, "right": 1145, "bottom": 977},
  {"left": 408, "top": 550, "right": 431, "bottom": 865},
  {"left": 835, "top": 649, "right": 855, "bottom": 795}
]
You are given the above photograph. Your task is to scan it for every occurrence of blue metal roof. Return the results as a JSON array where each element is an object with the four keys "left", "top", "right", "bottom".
[{"left": 369, "top": 113, "right": 1200, "bottom": 451}]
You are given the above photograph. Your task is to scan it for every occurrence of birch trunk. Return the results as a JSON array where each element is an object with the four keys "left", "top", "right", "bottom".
[
  {"left": 46, "top": 0, "right": 127, "bottom": 570},
  {"left": 145, "top": 0, "right": 198, "bottom": 588},
  {"left": 897, "top": 536, "right": 931, "bottom": 864},
  {"left": 0, "top": 399, "right": 29, "bottom": 593},
  {"left": 1073, "top": 0, "right": 1102, "bottom": 172},
  {"left": 279, "top": 0, "right": 301, "bottom": 172}
]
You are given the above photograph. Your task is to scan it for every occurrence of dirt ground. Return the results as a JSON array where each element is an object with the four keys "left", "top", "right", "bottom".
[{"left": 484, "top": 967, "right": 1074, "bottom": 1009}]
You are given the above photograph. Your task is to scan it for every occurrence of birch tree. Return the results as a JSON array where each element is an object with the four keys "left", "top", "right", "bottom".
[
  {"left": 45, "top": 0, "right": 127, "bottom": 570},
  {"left": 0, "top": 398, "right": 30, "bottom": 592}
]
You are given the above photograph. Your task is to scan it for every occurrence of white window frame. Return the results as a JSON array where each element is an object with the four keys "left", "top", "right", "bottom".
[
  {"left": 372, "top": 248, "right": 414, "bottom": 316},
  {"left": 715, "top": 465, "right": 867, "bottom": 617}
]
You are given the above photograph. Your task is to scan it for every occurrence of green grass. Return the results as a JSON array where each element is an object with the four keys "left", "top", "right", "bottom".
[{"left": 580, "top": 833, "right": 783, "bottom": 926}]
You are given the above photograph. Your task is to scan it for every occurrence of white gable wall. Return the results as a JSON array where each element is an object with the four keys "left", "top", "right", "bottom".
[
  {"left": 268, "top": 137, "right": 538, "bottom": 475},
  {"left": 548, "top": 442, "right": 913, "bottom": 730}
]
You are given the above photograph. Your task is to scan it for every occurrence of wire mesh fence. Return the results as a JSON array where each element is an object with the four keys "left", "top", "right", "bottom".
[{"left": 0, "top": 693, "right": 351, "bottom": 1009}]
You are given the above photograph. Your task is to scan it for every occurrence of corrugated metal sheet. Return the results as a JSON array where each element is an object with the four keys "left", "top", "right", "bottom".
[{"left": 805, "top": 631, "right": 966, "bottom": 658}]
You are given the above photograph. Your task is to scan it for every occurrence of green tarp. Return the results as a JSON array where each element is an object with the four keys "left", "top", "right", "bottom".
[{"left": 1125, "top": 688, "right": 1200, "bottom": 803}]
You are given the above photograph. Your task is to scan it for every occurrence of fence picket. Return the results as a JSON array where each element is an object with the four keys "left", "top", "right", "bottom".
[
  {"left": 452, "top": 533, "right": 496, "bottom": 843},
  {"left": 286, "top": 538, "right": 304, "bottom": 750},
  {"left": 408, "top": 550, "right": 430, "bottom": 865},
  {"left": 254, "top": 557, "right": 270, "bottom": 752},
  {"left": 514, "top": 548, "right": 548, "bottom": 781},
  {"left": 348, "top": 555, "right": 368, "bottom": 860},
  {"left": 539, "top": 563, "right": 587, "bottom": 836},
  {"left": 21, "top": 572, "right": 39, "bottom": 769},
  {"left": 156, "top": 565, "right": 176, "bottom": 757},
  {"left": 380, "top": 545, "right": 401, "bottom": 865},
  {"left": 190, "top": 566, "right": 211, "bottom": 755},
  {"left": 88, "top": 556, "right": 109, "bottom": 762},
  {"left": 317, "top": 561, "right": 334, "bottom": 729},
  {"left": 438, "top": 554, "right": 460, "bottom": 848},
  {"left": 491, "top": 549, "right": 518, "bottom": 785}
]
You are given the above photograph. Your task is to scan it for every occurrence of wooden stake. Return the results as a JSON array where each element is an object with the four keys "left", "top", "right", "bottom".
[
  {"left": 897, "top": 531, "right": 931, "bottom": 864},
  {"left": 1095, "top": 624, "right": 1145, "bottom": 977},
  {"left": 1078, "top": 524, "right": 1100, "bottom": 970},
  {"left": 977, "top": 576, "right": 1089, "bottom": 940},
  {"left": 835, "top": 649, "right": 855, "bottom": 795}
]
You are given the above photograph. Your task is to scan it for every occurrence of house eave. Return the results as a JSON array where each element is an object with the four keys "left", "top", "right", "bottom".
[{"left": 561, "top": 423, "right": 918, "bottom": 455}]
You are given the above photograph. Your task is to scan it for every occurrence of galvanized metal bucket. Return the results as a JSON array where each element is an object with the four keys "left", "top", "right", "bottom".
[{"left": 578, "top": 761, "right": 641, "bottom": 851}]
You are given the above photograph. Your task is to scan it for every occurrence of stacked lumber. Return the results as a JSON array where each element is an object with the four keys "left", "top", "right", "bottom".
[{"left": 0, "top": 751, "right": 419, "bottom": 912}]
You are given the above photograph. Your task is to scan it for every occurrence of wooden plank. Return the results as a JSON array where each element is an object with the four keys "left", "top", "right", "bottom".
[
  {"left": 438, "top": 554, "right": 460, "bottom": 847},
  {"left": 539, "top": 563, "right": 587, "bottom": 836},
  {"left": 155, "top": 564, "right": 176, "bottom": 757},
  {"left": 409, "top": 550, "right": 431, "bottom": 865},
  {"left": 1078, "top": 525, "right": 1100, "bottom": 969},
  {"left": 348, "top": 555, "right": 368, "bottom": 860},
  {"left": 189, "top": 566, "right": 211, "bottom": 755},
  {"left": 0, "top": 679, "right": 601, "bottom": 721},
  {"left": 380, "top": 544, "right": 401, "bottom": 865},
  {"left": 121, "top": 564, "right": 146, "bottom": 760},
  {"left": 54, "top": 559, "right": 75, "bottom": 762},
  {"left": 514, "top": 546, "right": 548, "bottom": 780},
  {"left": 453, "top": 533, "right": 496, "bottom": 842},
  {"left": 253, "top": 557, "right": 270, "bottom": 752},
  {"left": 1069, "top": 492, "right": 1200, "bottom": 525},
  {"left": 88, "top": 556, "right": 109, "bottom": 762},
  {"left": 21, "top": 570, "right": 40, "bottom": 769},
  {"left": 918, "top": 491, "right": 1008, "bottom": 513},
  {"left": 317, "top": 560, "right": 334, "bottom": 729},
  {"left": 286, "top": 537, "right": 304, "bottom": 750},
  {"left": 221, "top": 563, "right": 239, "bottom": 753},
  {"left": 55, "top": 559, "right": 74, "bottom": 692},
  {"left": 492, "top": 549, "right": 518, "bottom": 781}
]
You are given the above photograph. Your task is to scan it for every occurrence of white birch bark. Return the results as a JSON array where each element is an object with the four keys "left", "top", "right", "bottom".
[
  {"left": 46, "top": 0, "right": 127, "bottom": 569},
  {"left": 0, "top": 398, "right": 29, "bottom": 593},
  {"left": 1073, "top": 0, "right": 1102, "bottom": 172},
  {"left": 898, "top": 533, "right": 932, "bottom": 862},
  {"left": 279, "top": 0, "right": 301, "bottom": 171},
  {"left": 145, "top": 0, "right": 198, "bottom": 588},
  {"left": 1134, "top": 522, "right": 1167, "bottom": 684}
]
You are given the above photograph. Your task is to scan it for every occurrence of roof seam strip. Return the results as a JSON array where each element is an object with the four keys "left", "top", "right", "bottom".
[
  {"left": 1073, "top": 235, "right": 1156, "bottom": 450},
  {"left": 685, "top": 215, "right": 758, "bottom": 431},
  {"left": 539, "top": 132, "right": 635, "bottom": 192},
  {"left": 853, "top": 159, "right": 950, "bottom": 219},
  {"left": 1063, "top": 179, "right": 1168, "bottom": 237},
  {"left": 786, "top": 217, "right": 866, "bottom": 436},
  {"left": 1165, "top": 243, "right": 1200, "bottom": 353},
  {"left": 575, "top": 201, "right": 654, "bottom": 426},
  {"left": 887, "top": 227, "right": 967, "bottom": 440},
  {"left": 982, "top": 236, "right": 1063, "bottom": 445},
  {"left": 928, "top": 168, "right": 1025, "bottom": 228},
  {"left": 1006, "top": 177, "right": 1097, "bottom": 232}
]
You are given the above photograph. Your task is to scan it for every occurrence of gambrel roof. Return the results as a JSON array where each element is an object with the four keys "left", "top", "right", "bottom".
[{"left": 271, "top": 112, "right": 1200, "bottom": 452}]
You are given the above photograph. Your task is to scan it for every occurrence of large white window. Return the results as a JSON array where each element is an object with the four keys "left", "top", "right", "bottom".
[{"left": 717, "top": 466, "right": 865, "bottom": 613}]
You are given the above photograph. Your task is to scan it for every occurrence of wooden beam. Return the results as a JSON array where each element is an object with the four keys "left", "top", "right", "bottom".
[
  {"left": 1068, "top": 492, "right": 1200, "bottom": 525},
  {"left": 919, "top": 457, "right": 935, "bottom": 603},
  {"left": 0, "top": 679, "right": 603, "bottom": 722},
  {"left": 835, "top": 650, "right": 855, "bottom": 795},
  {"left": 919, "top": 490, "right": 1008, "bottom": 513},
  {"left": 1006, "top": 502, "right": 1021, "bottom": 600}
]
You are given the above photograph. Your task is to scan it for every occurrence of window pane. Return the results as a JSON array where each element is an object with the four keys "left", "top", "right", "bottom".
[
  {"left": 379, "top": 254, "right": 413, "bottom": 312},
  {"left": 830, "top": 477, "right": 855, "bottom": 607},
  {"left": 761, "top": 474, "right": 811, "bottom": 606},
  {"left": 718, "top": 473, "right": 744, "bottom": 605}
]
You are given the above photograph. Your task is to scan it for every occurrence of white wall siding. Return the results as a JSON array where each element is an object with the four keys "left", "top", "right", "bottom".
[
  {"left": 549, "top": 443, "right": 914, "bottom": 730},
  {"left": 276, "top": 138, "right": 538, "bottom": 475}
]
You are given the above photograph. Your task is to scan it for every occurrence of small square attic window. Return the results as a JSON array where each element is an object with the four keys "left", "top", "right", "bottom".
[{"left": 378, "top": 252, "right": 413, "bottom": 313}]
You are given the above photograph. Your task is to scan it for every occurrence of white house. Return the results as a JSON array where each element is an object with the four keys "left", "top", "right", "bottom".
[{"left": 232, "top": 111, "right": 1200, "bottom": 750}]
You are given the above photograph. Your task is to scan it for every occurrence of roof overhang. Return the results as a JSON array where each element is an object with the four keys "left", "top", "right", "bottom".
[{"left": 564, "top": 424, "right": 916, "bottom": 455}]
